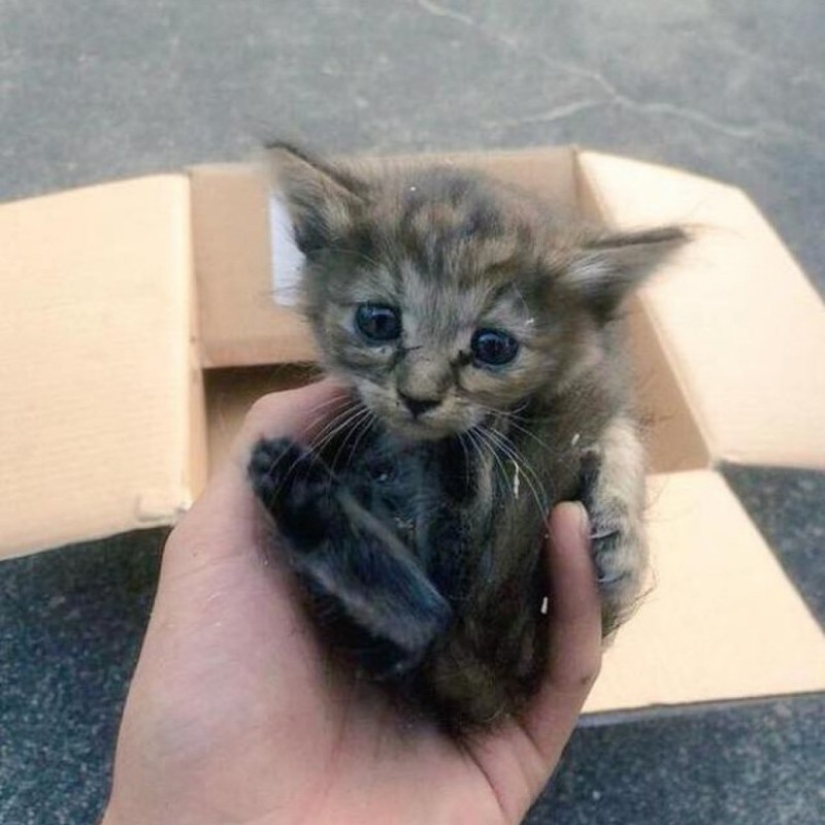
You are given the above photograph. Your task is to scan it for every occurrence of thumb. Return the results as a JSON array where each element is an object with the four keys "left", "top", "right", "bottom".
[
  {"left": 518, "top": 502, "right": 603, "bottom": 766},
  {"left": 235, "top": 376, "right": 352, "bottom": 454}
]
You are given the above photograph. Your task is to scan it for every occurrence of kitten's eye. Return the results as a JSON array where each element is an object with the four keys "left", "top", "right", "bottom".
[
  {"left": 355, "top": 303, "right": 402, "bottom": 343},
  {"left": 471, "top": 329, "right": 519, "bottom": 367}
]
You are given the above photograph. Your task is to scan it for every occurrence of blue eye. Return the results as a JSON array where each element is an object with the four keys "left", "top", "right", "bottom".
[
  {"left": 355, "top": 303, "right": 402, "bottom": 342},
  {"left": 471, "top": 329, "right": 519, "bottom": 367}
]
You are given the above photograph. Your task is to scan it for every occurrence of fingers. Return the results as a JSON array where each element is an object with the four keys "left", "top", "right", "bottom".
[{"left": 518, "top": 502, "right": 602, "bottom": 765}]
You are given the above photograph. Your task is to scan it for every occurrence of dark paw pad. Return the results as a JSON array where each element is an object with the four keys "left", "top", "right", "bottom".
[
  {"left": 248, "top": 437, "right": 331, "bottom": 516},
  {"left": 248, "top": 437, "right": 300, "bottom": 500}
]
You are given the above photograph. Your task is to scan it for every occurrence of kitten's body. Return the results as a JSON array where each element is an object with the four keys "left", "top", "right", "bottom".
[{"left": 249, "top": 146, "right": 683, "bottom": 731}]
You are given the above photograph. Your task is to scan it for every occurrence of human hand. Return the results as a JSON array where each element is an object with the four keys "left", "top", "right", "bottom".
[{"left": 101, "top": 380, "right": 602, "bottom": 825}]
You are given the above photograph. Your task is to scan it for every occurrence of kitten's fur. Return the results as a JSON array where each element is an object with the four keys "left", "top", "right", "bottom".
[{"left": 248, "top": 144, "right": 685, "bottom": 731}]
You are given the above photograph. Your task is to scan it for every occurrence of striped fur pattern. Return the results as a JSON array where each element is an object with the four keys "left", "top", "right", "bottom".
[{"left": 248, "top": 144, "right": 686, "bottom": 731}]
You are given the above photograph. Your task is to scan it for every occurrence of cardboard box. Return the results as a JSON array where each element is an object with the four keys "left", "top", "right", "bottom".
[{"left": 1, "top": 147, "right": 823, "bottom": 718}]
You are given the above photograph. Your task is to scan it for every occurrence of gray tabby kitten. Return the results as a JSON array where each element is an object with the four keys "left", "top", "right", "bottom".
[{"left": 248, "top": 144, "right": 685, "bottom": 732}]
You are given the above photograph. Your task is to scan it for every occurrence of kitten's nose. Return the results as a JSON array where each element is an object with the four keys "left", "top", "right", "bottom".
[{"left": 399, "top": 392, "right": 441, "bottom": 417}]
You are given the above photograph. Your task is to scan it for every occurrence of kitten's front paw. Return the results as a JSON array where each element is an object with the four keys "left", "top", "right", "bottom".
[
  {"left": 249, "top": 437, "right": 304, "bottom": 504},
  {"left": 248, "top": 437, "right": 452, "bottom": 677},
  {"left": 248, "top": 437, "right": 333, "bottom": 545},
  {"left": 587, "top": 510, "right": 646, "bottom": 635},
  {"left": 579, "top": 450, "right": 647, "bottom": 635}
]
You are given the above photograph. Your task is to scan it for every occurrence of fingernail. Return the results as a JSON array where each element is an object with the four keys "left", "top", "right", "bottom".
[{"left": 572, "top": 502, "right": 591, "bottom": 543}]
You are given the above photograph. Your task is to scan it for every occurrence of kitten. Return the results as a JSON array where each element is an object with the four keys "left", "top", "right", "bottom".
[{"left": 248, "top": 143, "right": 686, "bottom": 731}]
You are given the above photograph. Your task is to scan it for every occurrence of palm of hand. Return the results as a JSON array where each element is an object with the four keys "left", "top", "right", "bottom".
[{"left": 103, "top": 385, "right": 600, "bottom": 825}]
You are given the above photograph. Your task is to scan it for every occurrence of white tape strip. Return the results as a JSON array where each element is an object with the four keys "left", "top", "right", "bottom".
[{"left": 268, "top": 194, "right": 305, "bottom": 306}]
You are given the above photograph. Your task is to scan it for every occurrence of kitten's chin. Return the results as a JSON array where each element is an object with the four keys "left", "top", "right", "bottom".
[{"left": 383, "top": 418, "right": 458, "bottom": 442}]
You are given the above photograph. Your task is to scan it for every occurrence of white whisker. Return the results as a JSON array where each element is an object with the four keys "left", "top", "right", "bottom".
[
  {"left": 347, "top": 407, "right": 377, "bottom": 461},
  {"left": 481, "top": 425, "right": 549, "bottom": 519},
  {"left": 329, "top": 406, "right": 374, "bottom": 471},
  {"left": 472, "top": 400, "right": 559, "bottom": 456},
  {"left": 308, "top": 399, "right": 362, "bottom": 449},
  {"left": 310, "top": 406, "right": 364, "bottom": 458},
  {"left": 471, "top": 426, "right": 516, "bottom": 507}
]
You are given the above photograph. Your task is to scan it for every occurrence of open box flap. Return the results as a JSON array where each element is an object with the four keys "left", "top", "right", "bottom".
[
  {"left": 578, "top": 150, "right": 825, "bottom": 470},
  {"left": 585, "top": 469, "right": 825, "bottom": 714},
  {"left": 0, "top": 176, "right": 195, "bottom": 559}
]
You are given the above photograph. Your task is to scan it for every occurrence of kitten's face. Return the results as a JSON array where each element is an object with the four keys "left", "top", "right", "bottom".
[
  {"left": 272, "top": 144, "right": 685, "bottom": 439},
  {"left": 314, "top": 251, "right": 569, "bottom": 440},
  {"left": 299, "top": 172, "right": 590, "bottom": 440}
]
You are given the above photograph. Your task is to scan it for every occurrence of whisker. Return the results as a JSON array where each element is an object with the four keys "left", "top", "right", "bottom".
[
  {"left": 308, "top": 393, "right": 357, "bottom": 416},
  {"left": 305, "top": 401, "right": 354, "bottom": 439},
  {"left": 470, "top": 426, "right": 514, "bottom": 506},
  {"left": 456, "top": 431, "right": 473, "bottom": 491},
  {"left": 307, "top": 393, "right": 359, "bottom": 424},
  {"left": 481, "top": 425, "right": 550, "bottom": 519},
  {"left": 311, "top": 413, "right": 361, "bottom": 459},
  {"left": 465, "top": 428, "right": 506, "bottom": 501},
  {"left": 308, "top": 401, "right": 362, "bottom": 453},
  {"left": 472, "top": 401, "right": 561, "bottom": 457},
  {"left": 309, "top": 408, "right": 363, "bottom": 460},
  {"left": 329, "top": 406, "right": 374, "bottom": 472},
  {"left": 347, "top": 407, "right": 377, "bottom": 462},
  {"left": 499, "top": 416, "right": 559, "bottom": 455},
  {"left": 489, "top": 427, "right": 548, "bottom": 504}
]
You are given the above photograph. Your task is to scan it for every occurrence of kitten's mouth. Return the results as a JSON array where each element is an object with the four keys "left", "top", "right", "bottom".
[{"left": 385, "top": 415, "right": 456, "bottom": 441}]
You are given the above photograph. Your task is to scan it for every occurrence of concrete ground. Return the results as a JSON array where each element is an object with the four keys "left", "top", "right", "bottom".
[{"left": 1, "top": 2, "right": 823, "bottom": 823}]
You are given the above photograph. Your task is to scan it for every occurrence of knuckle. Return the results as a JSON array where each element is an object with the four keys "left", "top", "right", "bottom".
[
  {"left": 246, "top": 393, "right": 284, "bottom": 426},
  {"left": 579, "top": 656, "right": 602, "bottom": 689},
  {"left": 553, "top": 649, "right": 603, "bottom": 695},
  {"left": 241, "top": 393, "right": 289, "bottom": 441}
]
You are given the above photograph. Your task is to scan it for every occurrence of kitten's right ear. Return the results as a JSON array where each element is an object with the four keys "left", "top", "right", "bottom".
[{"left": 267, "top": 142, "right": 366, "bottom": 259}]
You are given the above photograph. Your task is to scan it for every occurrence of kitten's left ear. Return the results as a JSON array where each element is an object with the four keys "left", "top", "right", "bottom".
[
  {"left": 565, "top": 226, "right": 688, "bottom": 320},
  {"left": 267, "top": 141, "right": 368, "bottom": 259}
]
